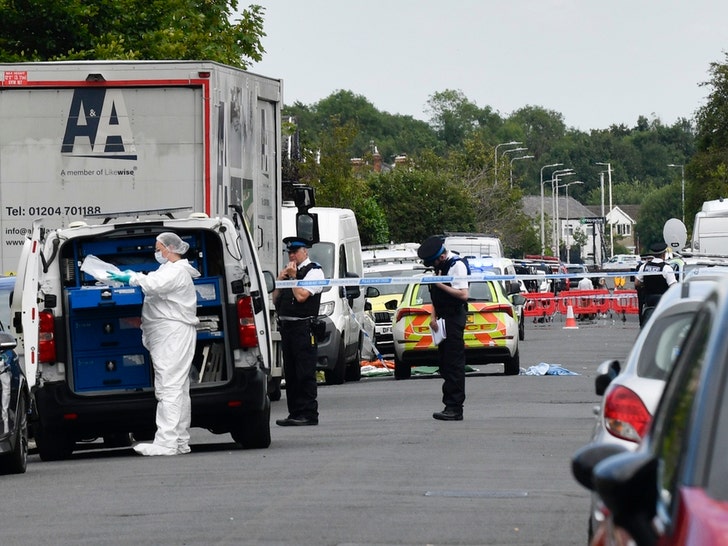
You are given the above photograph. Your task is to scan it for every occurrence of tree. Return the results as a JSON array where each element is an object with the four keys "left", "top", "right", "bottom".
[
  {"left": 635, "top": 182, "right": 681, "bottom": 253},
  {"left": 0, "top": 1, "right": 265, "bottom": 68},
  {"left": 689, "top": 53, "right": 728, "bottom": 217}
]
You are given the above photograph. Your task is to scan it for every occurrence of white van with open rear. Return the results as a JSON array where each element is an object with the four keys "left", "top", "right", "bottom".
[
  {"left": 443, "top": 233, "right": 504, "bottom": 259},
  {"left": 10, "top": 209, "right": 274, "bottom": 461}
]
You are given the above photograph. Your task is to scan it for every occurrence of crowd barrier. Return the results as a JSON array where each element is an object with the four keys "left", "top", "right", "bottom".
[{"left": 523, "top": 289, "right": 639, "bottom": 318}]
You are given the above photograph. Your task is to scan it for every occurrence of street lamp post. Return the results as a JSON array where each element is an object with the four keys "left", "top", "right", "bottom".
[
  {"left": 494, "top": 141, "right": 522, "bottom": 184},
  {"left": 500, "top": 147, "right": 528, "bottom": 185},
  {"left": 596, "top": 162, "right": 613, "bottom": 257},
  {"left": 540, "top": 163, "right": 563, "bottom": 255},
  {"left": 552, "top": 169, "right": 575, "bottom": 256},
  {"left": 557, "top": 180, "right": 584, "bottom": 262},
  {"left": 509, "top": 155, "right": 534, "bottom": 187},
  {"left": 668, "top": 163, "right": 685, "bottom": 223}
]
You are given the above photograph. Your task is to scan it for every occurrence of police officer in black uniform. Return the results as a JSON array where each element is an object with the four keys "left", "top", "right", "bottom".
[
  {"left": 418, "top": 236, "right": 470, "bottom": 421},
  {"left": 273, "top": 237, "right": 324, "bottom": 426},
  {"left": 634, "top": 242, "right": 677, "bottom": 326}
]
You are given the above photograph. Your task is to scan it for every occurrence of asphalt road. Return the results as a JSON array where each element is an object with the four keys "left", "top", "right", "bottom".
[{"left": 4, "top": 316, "right": 640, "bottom": 546}]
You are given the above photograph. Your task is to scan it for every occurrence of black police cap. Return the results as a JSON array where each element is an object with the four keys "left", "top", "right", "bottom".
[
  {"left": 283, "top": 236, "right": 311, "bottom": 251},
  {"left": 417, "top": 235, "right": 446, "bottom": 266}
]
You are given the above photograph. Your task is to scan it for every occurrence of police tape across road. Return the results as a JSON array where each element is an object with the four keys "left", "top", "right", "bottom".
[{"left": 274, "top": 269, "right": 652, "bottom": 289}]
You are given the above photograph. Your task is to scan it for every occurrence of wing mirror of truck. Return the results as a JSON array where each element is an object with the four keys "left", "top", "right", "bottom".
[{"left": 263, "top": 271, "right": 276, "bottom": 294}]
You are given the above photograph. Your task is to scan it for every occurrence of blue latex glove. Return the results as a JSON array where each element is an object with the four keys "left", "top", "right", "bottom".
[{"left": 107, "top": 270, "right": 132, "bottom": 284}]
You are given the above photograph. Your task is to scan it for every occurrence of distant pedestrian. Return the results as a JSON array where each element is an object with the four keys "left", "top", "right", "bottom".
[{"left": 577, "top": 276, "right": 594, "bottom": 290}]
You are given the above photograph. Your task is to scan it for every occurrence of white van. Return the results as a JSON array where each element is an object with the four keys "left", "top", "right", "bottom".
[
  {"left": 444, "top": 233, "right": 504, "bottom": 259},
  {"left": 691, "top": 198, "right": 728, "bottom": 256},
  {"left": 282, "top": 204, "right": 365, "bottom": 384},
  {"left": 10, "top": 209, "right": 274, "bottom": 460}
]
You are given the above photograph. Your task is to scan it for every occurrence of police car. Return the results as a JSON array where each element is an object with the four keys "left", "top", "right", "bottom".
[{"left": 392, "top": 276, "right": 523, "bottom": 378}]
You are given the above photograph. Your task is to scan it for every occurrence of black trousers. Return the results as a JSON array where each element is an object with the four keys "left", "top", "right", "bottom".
[
  {"left": 437, "top": 307, "right": 467, "bottom": 411},
  {"left": 280, "top": 320, "right": 318, "bottom": 420}
]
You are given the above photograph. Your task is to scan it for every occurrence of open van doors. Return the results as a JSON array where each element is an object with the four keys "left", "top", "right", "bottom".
[{"left": 10, "top": 219, "right": 42, "bottom": 389}]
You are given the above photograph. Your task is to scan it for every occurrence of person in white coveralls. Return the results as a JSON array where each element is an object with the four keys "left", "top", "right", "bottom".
[{"left": 108, "top": 232, "right": 200, "bottom": 456}]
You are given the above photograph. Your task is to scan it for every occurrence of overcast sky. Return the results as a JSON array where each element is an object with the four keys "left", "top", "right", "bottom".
[{"left": 246, "top": 0, "right": 727, "bottom": 132}]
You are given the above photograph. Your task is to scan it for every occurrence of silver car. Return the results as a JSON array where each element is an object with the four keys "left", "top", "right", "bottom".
[{"left": 583, "top": 269, "right": 728, "bottom": 540}]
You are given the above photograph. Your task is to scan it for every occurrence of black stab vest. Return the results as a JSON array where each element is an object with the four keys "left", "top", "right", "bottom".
[{"left": 277, "top": 262, "right": 322, "bottom": 318}]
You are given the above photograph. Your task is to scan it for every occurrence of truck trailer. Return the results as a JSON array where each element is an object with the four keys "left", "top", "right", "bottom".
[{"left": 0, "top": 60, "right": 287, "bottom": 393}]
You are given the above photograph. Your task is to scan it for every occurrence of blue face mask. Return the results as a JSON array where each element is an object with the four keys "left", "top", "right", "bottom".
[{"left": 155, "top": 251, "right": 168, "bottom": 264}]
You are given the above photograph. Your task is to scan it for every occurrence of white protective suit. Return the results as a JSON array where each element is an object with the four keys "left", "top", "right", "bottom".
[{"left": 130, "top": 256, "right": 200, "bottom": 456}]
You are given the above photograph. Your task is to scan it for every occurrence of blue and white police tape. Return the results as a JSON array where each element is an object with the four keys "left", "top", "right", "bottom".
[{"left": 275, "top": 269, "right": 653, "bottom": 289}]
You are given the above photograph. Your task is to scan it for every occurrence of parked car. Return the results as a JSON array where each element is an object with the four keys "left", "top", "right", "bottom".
[
  {"left": 565, "top": 263, "right": 590, "bottom": 289},
  {"left": 572, "top": 276, "right": 728, "bottom": 546},
  {"left": 601, "top": 254, "right": 640, "bottom": 272},
  {"left": 0, "top": 330, "right": 29, "bottom": 474},
  {"left": 392, "top": 277, "right": 524, "bottom": 378}
]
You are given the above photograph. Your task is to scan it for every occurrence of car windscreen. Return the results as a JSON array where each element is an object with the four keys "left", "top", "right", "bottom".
[
  {"left": 364, "top": 269, "right": 421, "bottom": 296},
  {"left": 413, "top": 281, "right": 494, "bottom": 304},
  {"left": 637, "top": 311, "right": 696, "bottom": 380}
]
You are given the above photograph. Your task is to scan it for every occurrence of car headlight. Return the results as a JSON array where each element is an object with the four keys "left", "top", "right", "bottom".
[{"left": 319, "top": 301, "right": 335, "bottom": 317}]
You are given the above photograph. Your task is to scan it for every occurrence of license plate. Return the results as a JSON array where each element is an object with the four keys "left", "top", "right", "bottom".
[{"left": 377, "top": 326, "right": 392, "bottom": 335}]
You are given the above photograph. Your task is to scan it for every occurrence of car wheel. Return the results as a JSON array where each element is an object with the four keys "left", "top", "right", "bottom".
[
  {"left": 324, "top": 337, "right": 346, "bottom": 385},
  {"left": 393, "top": 353, "right": 411, "bottom": 380},
  {"left": 345, "top": 334, "right": 363, "bottom": 382},
  {"left": 504, "top": 347, "right": 521, "bottom": 376},
  {"left": 230, "top": 398, "right": 271, "bottom": 449},
  {"left": 35, "top": 422, "right": 74, "bottom": 461},
  {"left": 103, "top": 432, "right": 133, "bottom": 449},
  {"left": 267, "top": 376, "right": 282, "bottom": 402},
  {"left": 519, "top": 314, "right": 525, "bottom": 341},
  {"left": 0, "top": 395, "right": 28, "bottom": 474}
]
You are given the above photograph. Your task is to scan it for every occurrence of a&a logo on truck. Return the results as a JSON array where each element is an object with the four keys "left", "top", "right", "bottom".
[{"left": 61, "top": 89, "right": 137, "bottom": 160}]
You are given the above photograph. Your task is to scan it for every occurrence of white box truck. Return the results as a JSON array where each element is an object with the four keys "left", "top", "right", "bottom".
[
  {"left": 0, "top": 60, "right": 287, "bottom": 394},
  {"left": 691, "top": 198, "right": 728, "bottom": 256}
]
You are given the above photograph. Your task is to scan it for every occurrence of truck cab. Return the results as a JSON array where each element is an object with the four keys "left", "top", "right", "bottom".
[{"left": 10, "top": 209, "right": 273, "bottom": 460}]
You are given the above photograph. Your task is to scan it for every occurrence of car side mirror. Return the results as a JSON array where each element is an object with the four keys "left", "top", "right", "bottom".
[
  {"left": 595, "top": 359, "right": 621, "bottom": 396},
  {"left": 365, "top": 286, "right": 380, "bottom": 298},
  {"left": 511, "top": 293, "right": 526, "bottom": 307},
  {"left": 341, "top": 272, "right": 361, "bottom": 301},
  {"left": 507, "top": 280, "right": 521, "bottom": 295},
  {"left": 384, "top": 299, "right": 399, "bottom": 310},
  {"left": 571, "top": 442, "right": 627, "bottom": 491},
  {"left": 593, "top": 451, "right": 659, "bottom": 546}
]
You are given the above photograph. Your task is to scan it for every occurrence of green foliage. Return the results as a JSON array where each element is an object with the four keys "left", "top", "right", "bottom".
[
  {"left": 369, "top": 162, "right": 475, "bottom": 243},
  {"left": 689, "top": 52, "right": 728, "bottom": 219},
  {"left": 635, "top": 182, "right": 682, "bottom": 252},
  {"left": 0, "top": 1, "right": 265, "bottom": 68}
]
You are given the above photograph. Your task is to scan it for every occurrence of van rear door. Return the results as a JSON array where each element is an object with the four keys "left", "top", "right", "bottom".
[
  {"left": 12, "top": 219, "right": 43, "bottom": 388},
  {"left": 231, "top": 212, "right": 273, "bottom": 371}
]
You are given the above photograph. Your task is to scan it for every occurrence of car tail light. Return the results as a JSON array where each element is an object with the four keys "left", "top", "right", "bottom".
[
  {"left": 38, "top": 310, "right": 56, "bottom": 363},
  {"left": 602, "top": 385, "right": 651, "bottom": 443},
  {"left": 396, "top": 307, "right": 430, "bottom": 323},
  {"left": 236, "top": 296, "right": 259, "bottom": 348},
  {"left": 487, "top": 304, "right": 514, "bottom": 318}
]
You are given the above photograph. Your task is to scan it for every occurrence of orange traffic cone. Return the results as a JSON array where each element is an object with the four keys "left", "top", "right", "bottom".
[{"left": 563, "top": 305, "right": 579, "bottom": 329}]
